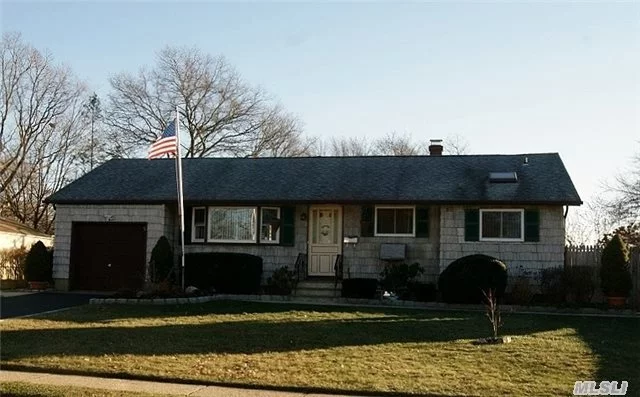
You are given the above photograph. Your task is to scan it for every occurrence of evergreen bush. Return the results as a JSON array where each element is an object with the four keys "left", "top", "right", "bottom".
[
  {"left": 379, "top": 262, "right": 424, "bottom": 297},
  {"left": 266, "top": 266, "right": 295, "bottom": 295},
  {"left": 24, "top": 241, "right": 52, "bottom": 282},
  {"left": 150, "top": 236, "right": 174, "bottom": 283},
  {"left": 600, "top": 234, "right": 632, "bottom": 297},
  {"left": 438, "top": 254, "right": 507, "bottom": 304}
]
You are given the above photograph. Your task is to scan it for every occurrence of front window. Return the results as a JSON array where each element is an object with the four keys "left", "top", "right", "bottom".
[
  {"left": 208, "top": 207, "right": 257, "bottom": 243},
  {"left": 375, "top": 206, "right": 415, "bottom": 236},
  {"left": 260, "top": 207, "right": 280, "bottom": 243},
  {"left": 480, "top": 209, "right": 524, "bottom": 241}
]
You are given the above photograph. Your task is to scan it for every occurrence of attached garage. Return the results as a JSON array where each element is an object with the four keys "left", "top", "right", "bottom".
[{"left": 70, "top": 222, "right": 147, "bottom": 291}]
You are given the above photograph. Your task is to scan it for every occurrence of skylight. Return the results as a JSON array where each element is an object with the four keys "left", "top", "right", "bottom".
[{"left": 489, "top": 172, "right": 518, "bottom": 183}]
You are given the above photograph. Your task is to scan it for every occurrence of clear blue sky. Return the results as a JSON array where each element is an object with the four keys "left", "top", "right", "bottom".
[{"left": 1, "top": 1, "right": 639, "bottom": 205}]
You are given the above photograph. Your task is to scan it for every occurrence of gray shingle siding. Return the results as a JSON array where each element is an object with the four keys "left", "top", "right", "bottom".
[{"left": 439, "top": 205, "right": 566, "bottom": 287}]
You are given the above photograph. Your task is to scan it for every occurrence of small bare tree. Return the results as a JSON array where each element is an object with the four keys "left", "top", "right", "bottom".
[{"left": 482, "top": 289, "right": 503, "bottom": 339}]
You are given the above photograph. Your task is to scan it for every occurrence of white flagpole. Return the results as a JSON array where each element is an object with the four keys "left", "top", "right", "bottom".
[{"left": 175, "top": 106, "right": 186, "bottom": 290}]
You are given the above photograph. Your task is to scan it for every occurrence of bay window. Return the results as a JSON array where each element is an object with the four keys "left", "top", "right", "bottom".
[
  {"left": 191, "top": 206, "right": 283, "bottom": 244},
  {"left": 208, "top": 207, "right": 257, "bottom": 243}
]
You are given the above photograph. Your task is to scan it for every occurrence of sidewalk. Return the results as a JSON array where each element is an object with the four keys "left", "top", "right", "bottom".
[{"left": 0, "top": 370, "right": 363, "bottom": 397}]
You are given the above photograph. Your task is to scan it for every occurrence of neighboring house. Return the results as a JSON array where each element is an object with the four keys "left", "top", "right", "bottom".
[
  {"left": 0, "top": 218, "right": 53, "bottom": 250},
  {"left": 46, "top": 142, "right": 581, "bottom": 292}
]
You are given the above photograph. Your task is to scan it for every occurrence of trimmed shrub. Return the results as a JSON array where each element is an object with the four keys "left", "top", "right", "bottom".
[
  {"left": 438, "top": 254, "right": 507, "bottom": 304},
  {"left": 379, "top": 262, "right": 424, "bottom": 297},
  {"left": 539, "top": 267, "right": 564, "bottom": 304},
  {"left": 266, "top": 266, "right": 295, "bottom": 295},
  {"left": 404, "top": 282, "right": 437, "bottom": 302},
  {"left": 24, "top": 241, "right": 52, "bottom": 282},
  {"left": 150, "top": 236, "right": 174, "bottom": 283},
  {"left": 185, "top": 253, "right": 262, "bottom": 294},
  {"left": 342, "top": 278, "right": 378, "bottom": 299},
  {"left": 600, "top": 234, "right": 632, "bottom": 297},
  {"left": 563, "top": 266, "right": 596, "bottom": 304}
]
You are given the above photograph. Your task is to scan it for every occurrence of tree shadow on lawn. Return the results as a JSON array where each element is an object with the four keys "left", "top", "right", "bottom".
[
  {"left": 2, "top": 301, "right": 638, "bottom": 395},
  {"left": 37, "top": 300, "right": 444, "bottom": 324},
  {"left": 499, "top": 313, "right": 639, "bottom": 391},
  {"left": 569, "top": 316, "right": 639, "bottom": 389},
  {"left": 2, "top": 315, "right": 483, "bottom": 359}
]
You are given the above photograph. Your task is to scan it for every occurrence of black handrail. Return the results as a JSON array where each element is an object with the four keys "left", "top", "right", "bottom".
[
  {"left": 334, "top": 254, "right": 343, "bottom": 289},
  {"left": 294, "top": 253, "right": 306, "bottom": 289}
]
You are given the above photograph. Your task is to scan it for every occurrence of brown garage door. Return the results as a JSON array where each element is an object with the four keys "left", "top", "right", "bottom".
[{"left": 70, "top": 223, "right": 147, "bottom": 291}]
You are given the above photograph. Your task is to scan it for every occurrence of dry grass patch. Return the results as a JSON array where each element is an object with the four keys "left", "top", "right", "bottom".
[
  {"left": 1, "top": 301, "right": 638, "bottom": 396},
  {"left": 0, "top": 382, "right": 168, "bottom": 397}
]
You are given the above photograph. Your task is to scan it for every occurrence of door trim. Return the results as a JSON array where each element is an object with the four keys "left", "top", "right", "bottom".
[{"left": 307, "top": 205, "right": 343, "bottom": 277}]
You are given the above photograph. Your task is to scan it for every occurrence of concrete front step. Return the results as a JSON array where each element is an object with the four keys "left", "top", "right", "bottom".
[
  {"left": 294, "top": 288, "right": 341, "bottom": 298},
  {"left": 296, "top": 279, "right": 340, "bottom": 288},
  {"left": 294, "top": 279, "right": 341, "bottom": 298}
]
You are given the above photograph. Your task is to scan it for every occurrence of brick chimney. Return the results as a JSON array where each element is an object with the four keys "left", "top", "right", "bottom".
[{"left": 428, "top": 139, "right": 443, "bottom": 156}]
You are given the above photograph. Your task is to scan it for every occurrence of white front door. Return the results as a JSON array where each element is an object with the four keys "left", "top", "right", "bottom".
[{"left": 308, "top": 206, "right": 342, "bottom": 276}]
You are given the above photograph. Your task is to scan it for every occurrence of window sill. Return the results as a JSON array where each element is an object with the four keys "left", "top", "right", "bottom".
[
  {"left": 479, "top": 237, "right": 525, "bottom": 242},
  {"left": 188, "top": 241, "right": 283, "bottom": 246}
]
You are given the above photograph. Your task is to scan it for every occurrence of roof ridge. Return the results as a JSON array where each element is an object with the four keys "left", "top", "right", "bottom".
[{"left": 109, "top": 153, "right": 560, "bottom": 161}]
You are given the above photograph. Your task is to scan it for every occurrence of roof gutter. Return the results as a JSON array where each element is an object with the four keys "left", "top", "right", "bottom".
[{"left": 47, "top": 199, "right": 585, "bottom": 206}]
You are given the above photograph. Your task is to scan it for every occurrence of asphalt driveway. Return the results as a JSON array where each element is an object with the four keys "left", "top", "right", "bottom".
[{"left": 0, "top": 292, "right": 102, "bottom": 319}]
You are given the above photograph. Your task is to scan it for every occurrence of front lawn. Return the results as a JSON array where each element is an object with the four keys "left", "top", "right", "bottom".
[{"left": 1, "top": 301, "right": 638, "bottom": 397}]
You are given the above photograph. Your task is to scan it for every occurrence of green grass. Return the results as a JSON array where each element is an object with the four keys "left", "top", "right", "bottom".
[
  {"left": 1, "top": 301, "right": 638, "bottom": 397},
  {"left": 0, "top": 382, "right": 168, "bottom": 397}
]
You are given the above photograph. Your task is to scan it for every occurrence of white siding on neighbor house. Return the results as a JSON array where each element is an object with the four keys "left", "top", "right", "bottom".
[
  {"left": 182, "top": 205, "right": 308, "bottom": 283},
  {"left": 0, "top": 232, "right": 53, "bottom": 250},
  {"left": 342, "top": 205, "right": 441, "bottom": 283},
  {"left": 52, "top": 204, "right": 166, "bottom": 290},
  {"left": 438, "top": 205, "right": 566, "bottom": 278}
]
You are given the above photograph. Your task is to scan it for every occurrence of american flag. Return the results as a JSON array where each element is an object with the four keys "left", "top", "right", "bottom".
[{"left": 148, "top": 120, "right": 177, "bottom": 159}]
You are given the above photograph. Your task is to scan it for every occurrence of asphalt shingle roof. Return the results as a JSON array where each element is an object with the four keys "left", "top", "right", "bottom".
[{"left": 46, "top": 153, "right": 582, "bottom": 205}]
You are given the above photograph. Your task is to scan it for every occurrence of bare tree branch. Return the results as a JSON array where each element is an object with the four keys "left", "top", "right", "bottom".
[
  {"left": 374, "top": 131, "right": 423, "bottom": 156},
  {"left": 603, "top": 144, "right": 640, "bottom": 224},
  {"left": 444, "top": 133, "right": 470, "bottom": 155},
  {"left": 0, "top": 32, "right": 88, "bottom": 233},
  {"left": 105, "top": 46, "right": 309, "bottom": 158}
]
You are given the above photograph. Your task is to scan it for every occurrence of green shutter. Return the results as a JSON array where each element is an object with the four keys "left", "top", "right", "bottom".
[
  {"left": 184, "top": 206, "right": 193, "bottom": 243},
  {"left": 465, "top": 209, "right": 480, "bottom": 241},
  {"left": 361, "top": 206, "right": 374, "bottom": 237},
  {"left": 524, "top": 210, "right": 540, "bottom": 242},
  {"left": 415, "top": 206, "right": 430, "bottom": 238},
  {"left": 280, "top": 206, "right": 295, "bottom": 246}
]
